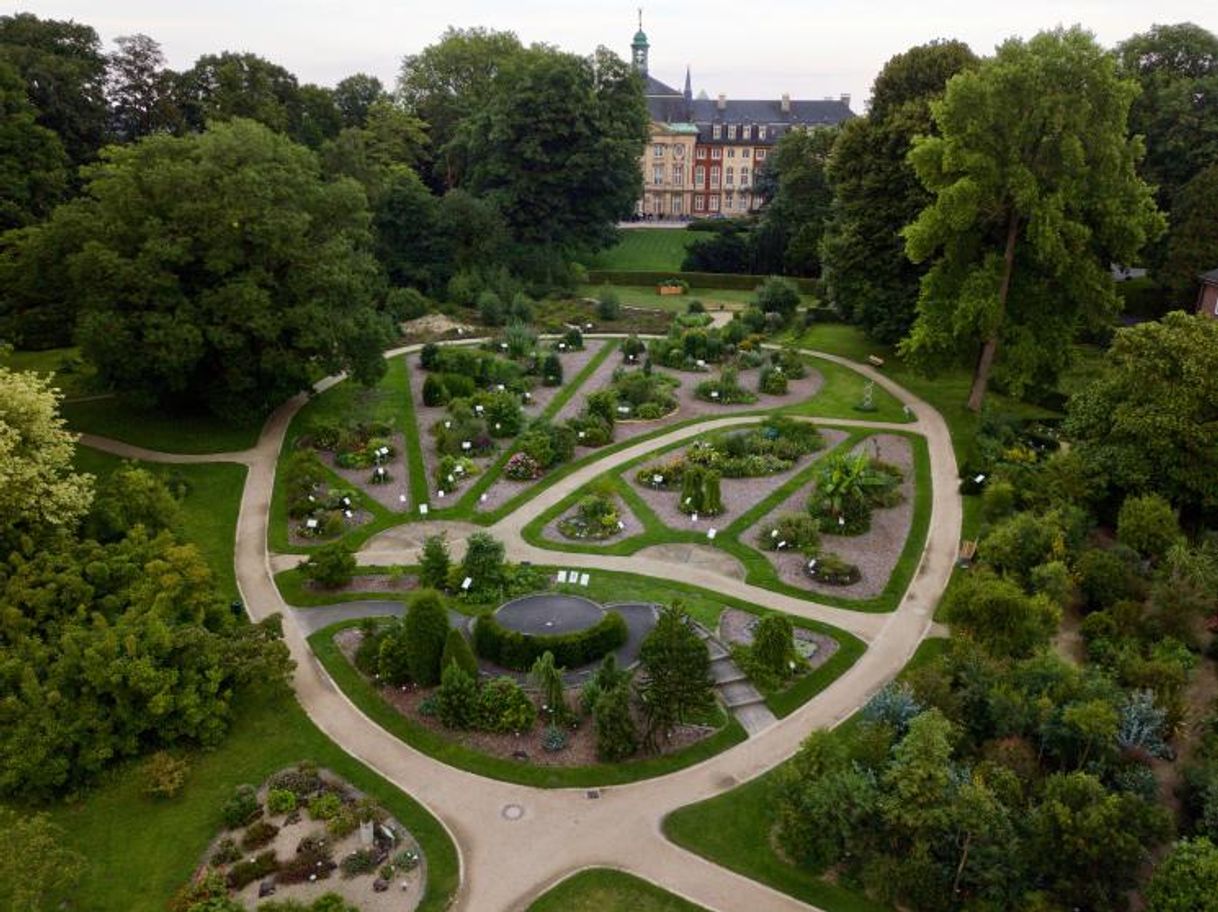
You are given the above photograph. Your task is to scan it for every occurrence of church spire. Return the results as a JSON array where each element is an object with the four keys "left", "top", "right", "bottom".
[
  {"left": 631, "top": 9, "right": 649, "bottom": 76},
  {"left": 683, "top": 65, "right": 692, "bottom": 101}
]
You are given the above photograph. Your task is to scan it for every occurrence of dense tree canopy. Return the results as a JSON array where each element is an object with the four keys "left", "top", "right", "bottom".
[
  {"left": 0, "top": 59, "right": 67, "bottom": 230},
  {"left": 902, "top": 27, "right": 1163, "bottom": 410},
  {"left": 458, "top": 45, "right": 647, "bottom": 258},
  {"left": 1159, "top": 163, "right": 1218, "bottom": 306},
  {"left": 0, "top": 12, "right": 107, "bottom": 169},
  {"left": 1, "top": 118, "right": 390, "bottom": 419},
  {"left": 821, "top": 39, "right": 977, "bottom": 343},
  {"left": 175, "top": 51, "right": 302, "bottom": 136},
  {"left": 332, "top": 72, "right": 385, "bottom": 128},
  {"left": 1066, "top": 312, "right": 1218, "bottom": 517},
  {"left": 752, "top": 127, "right": 836, "bottom": 276},
  {"left": 105, "top": 33, "right": 178, "bottom": 142}
]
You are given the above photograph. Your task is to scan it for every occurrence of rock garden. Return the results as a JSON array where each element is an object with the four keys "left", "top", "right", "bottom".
[{"left": 177, "top": 762, "right": 426, "bottom": 912}]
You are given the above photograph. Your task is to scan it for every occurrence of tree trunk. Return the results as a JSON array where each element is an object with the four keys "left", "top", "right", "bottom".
[{"left": 966, "top": 210, "right": 1020, "bottom": 413}]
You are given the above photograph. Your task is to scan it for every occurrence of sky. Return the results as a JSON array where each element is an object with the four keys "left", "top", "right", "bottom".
[{"left": 15, "top": 1, "right": 1218, "bottom": 113}]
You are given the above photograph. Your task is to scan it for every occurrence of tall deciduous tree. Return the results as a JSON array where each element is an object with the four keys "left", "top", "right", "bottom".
[
  {"left": 901, "top": 27, "right": 1163, "bottom": 411},
  {"left": 1160, "top": 163, "right": 1218, "bottom": 306},
  {"left": 0, "top": 808, "right": 85, "bottom": 911},
  {"left": 105, "top": 33, "right": 179, "bottom": 142},
  {"left": 821, "top": 39, "right": 977, "bottom": 343},
  {"left": 0, "top": 12, "right": 107, "bottom": 169},
  {"left": 0, "top": 59, "right": 67, "bottom": 229},
  {"left": 333, "top": 73, "right": 385, "bottom": 128},
  {"left": 1065, "top": 312, "right": 1218, "bottom": 516},
  {"left": 1145, "top": 837, "right": 1218, "bottom": 912},
  {"left": 175, "top": 51, "right": 301, "bottom": 135},
  {"left": 942, "top": 569, "right": 1060, "bottom": 659},
  {"left": 0, "top": 366, "right": 93, "bottom": 553},
  {"left": 754, "top": 127, "right": 837, "bottom": 276},
  {"left": 2, "top": 118, "right": 389, "bottom": 419},
  {"left": 1117, "top": 23, "right": 1218, "bottom": 210},
  {"left": 397, "top": 27, "right": 524, "bottom": 189},
  {"left": 458, "top": 45, "right": 648, "bottom": 260}
]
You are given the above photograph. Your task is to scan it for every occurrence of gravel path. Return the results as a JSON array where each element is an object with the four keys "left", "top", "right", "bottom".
[{"left": 748, "top": 433, "right": 915, "bottom": 599}]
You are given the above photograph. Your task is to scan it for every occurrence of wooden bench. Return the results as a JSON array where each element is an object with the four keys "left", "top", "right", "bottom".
[
  {"left": 957, "top": 539, "right": 978, "bottom": 567},
  {"left": 867, "top": 354, "right": 885, "bottom": 368}
]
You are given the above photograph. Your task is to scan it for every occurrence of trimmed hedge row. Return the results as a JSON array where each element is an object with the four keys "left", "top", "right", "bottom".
[
  {"left": 472, "top": 611, "right": 629, "bottom": 671},
  {"left": 586, "top": 270, "right": 817, "bottom": 294}
]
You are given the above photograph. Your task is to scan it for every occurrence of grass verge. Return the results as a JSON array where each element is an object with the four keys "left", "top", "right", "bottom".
[{"left": 527, "top": 868, "right": 707, "bottom": 911}]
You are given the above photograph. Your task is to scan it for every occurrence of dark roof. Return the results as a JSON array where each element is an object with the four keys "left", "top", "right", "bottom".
[
  {"left": 1201, "top": 267, "right": 1218, "bottom": 284},
  {"left": 691, "top": 97, "right": 853, "bottom": 125},
  {"left": 644, "top": 74, "right": 682, "bottom": 97}
]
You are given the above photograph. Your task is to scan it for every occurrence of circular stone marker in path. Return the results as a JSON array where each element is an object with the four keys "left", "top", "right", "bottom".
[
  {"left": 496, "top": 593, "right": 605, "bottom": 636},
  {"left": 501, "top": 803, "right": 525, "bottom": 821}
]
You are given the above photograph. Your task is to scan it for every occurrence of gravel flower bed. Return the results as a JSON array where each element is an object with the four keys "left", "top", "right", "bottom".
[
  {"left": 319, "top": 431, "right": 411, "bottom": 512},
  {"left": 748, "top": 434, "right": 914, "bottom": 599}
]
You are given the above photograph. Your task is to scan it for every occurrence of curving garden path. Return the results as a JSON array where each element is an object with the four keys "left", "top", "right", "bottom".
[{"left": 86, "top": 340, "right": 960, "bottom": 912}]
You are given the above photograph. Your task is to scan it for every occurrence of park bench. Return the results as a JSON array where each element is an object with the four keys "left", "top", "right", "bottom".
[
  {"left": 957, "top": 539, "right": 978, "bottom": 568},
  {"left": 867, "top": 354, "right": 885, "bottom": 368}
]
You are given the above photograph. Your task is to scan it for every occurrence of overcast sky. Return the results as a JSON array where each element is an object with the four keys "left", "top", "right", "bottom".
[{"left": 15, "top": 1, "right": 1218, "bottom": 112}]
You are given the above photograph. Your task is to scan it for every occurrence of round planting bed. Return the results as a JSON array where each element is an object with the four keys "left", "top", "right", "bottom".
[{"left": 473, "top": 592, "right": 641, "bottom": 672}]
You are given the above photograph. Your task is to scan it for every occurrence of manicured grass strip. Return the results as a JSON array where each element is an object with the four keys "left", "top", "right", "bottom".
[
  {"left": 586, "top": 228, "right": 697, "bottom": 271},
  {"left": 60, "top": 395, "right": 261, "bottom": 453},
  {"left": 661, "top": 637, "right": 949, "bottom": 912},
  {"left": 779, "top": 355, "right": 907, "bottom": 425},
  {"left": 36, "top": 687, "right": 457, "bottom": 912},
  {"left": 310, "top": 619, "right": 748, "bottom": 788},
  {"left": 528, "top": 868, "right": 708, "bottom": 911},
  {"left": 73, "top": 446, "right": 247, "bottom": 601},
  {"left": 1, "top": 344, "right": 96, "bottom": 397},
  {"left": 275, "top": 566, "right": 419, "bottom": 607},
  {"left": 399, "top": 356, "right": 430, "bottom": 507}
]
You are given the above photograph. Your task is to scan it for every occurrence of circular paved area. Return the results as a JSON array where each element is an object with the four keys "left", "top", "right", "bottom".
[
  {"left": 496, "top": 592, "right": 605, "bottom": 635},
  {"left": 82, "top": 337, "right": 961, "bottom": 912}
]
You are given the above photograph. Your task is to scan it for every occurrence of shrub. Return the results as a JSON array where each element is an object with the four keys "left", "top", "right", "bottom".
[
  {"left": 695, "top": 367, "right": 757, "bottom": 405},
  {"left": 267, "top": 788, "right": 298, "bottom": 815},
  {"left": 211, "top": 837, "right": 242, "bottom": 866},
  {"left": 504, "top": 452, "right": 542, "bottom": 481},
  {"left": 594, "top": 682, "right": 638, "bottom": 761},
  {"left": 227, "top": 850, "right": 278, "bottom": 889},
  {"left": 518, "top": 420, "right": 576, "bottom": 469},
  {"left": 420, "top": 342, "right": 441, "bottom": 370},
  {"left": 805, "top": 553, "right": 861, "bottom": 586},
  {"left": 386, "top": 286, "right": 430, "bottom": 321},
  {"left": 477, "top": 676, "right": 537, "bottom": 733},
  {"left": 508, "top": 292, "right": 534, "bottom": 324},
  {"left": 752, "top": 614, "right": 798, "bottom": 677},
  {"left": 420, "top": 534, "right": 451, "bottom": 590},
  {"left": 688, "top": 298, "right": 706, "bottom": 313},
  {"left": 503, "top": 320, "right": 536, "bottom": 358},
  {"left": 301, "top": 544, "right": 356, "bottom": 589},
  {"left": 308, "top": 792, "right": 343, "bottom": 821},
  {"left": 441, "top": 628, "right": 478, "bottom": 677},
  {"left": 596, "top": 287, "right": 621, "bottom": 320},
  {"left": 477, "top": 290, "right": 505, "bottom": 325},
  {"left": 266, "top": 762, "right": 321, "bottom": 797},
  {"left": 435, "top": 454, "right": 479, "bottom": 491},
  {"left": 1076, "top": 547, "right": 1142, "bottom": 612},
  {"left": 462, "top": 532, "right": 506, "bottom": 591},
  {"left": 621, "top": 335, "right": 646, "bottom": 360},
  {"left": 539, "top": 351, "right": 563, "bottom": 386},
  {"left": 562, "top": 327, "right": 584, "bottom": 349},
  {"left": 326, "top": 807, "right": 359, "bottom": 838},
  {"left": 678, "top": 465, "right": 724, "bottom": 516},
  {"left": 437, "top": 663, "right": 479, "bottom": 729},
  {"left": 807, "top": 452, "right": 902, "bottom": 535},
  {"left": 542, "top": 725, "right": 569, "bottom": 752},
  {"left": 242, "top": 819, "right": 280, "bottom": 850},
  {"left": 981, "top": 479, "right": 1017, "bottom": 522},
  {"left": 141, "top": 750, "right": 189, "bottom": 798},
  {"left": 472, "top": 611, "right": 629, "bottom": 671},
  {"left": 755, "top": 276, "right": 801, "bottom": 320},
  {"left": 222, "top": 784, "right": 261, "bottom": 829},
  {"left": 340, "top": 847, "right": 379, "bottom": 878},
  {"left": 402, "top": 589, "right": 451, "bottom": 685},
  {"left": 757, "top": 513, "right": 821, "bottom": 555},
  {"left": 1117, "top": 493, "right": 1181, "bottom": 560},
  {"left": 557, "top": 493, "right": 621, "bottom": 540},
  {"left": 758, "top": 366, "right": 789, "bottom": 395},
  {"left": 422, "top": 374, "right": 448, "bottom": 407}
]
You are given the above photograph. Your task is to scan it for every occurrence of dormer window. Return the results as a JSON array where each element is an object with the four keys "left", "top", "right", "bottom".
[
  {"left": 727, "top": 124, "right": 737, "bottom": 140},
  {"left": 758, "top": 125, "right": 767, "bottom": 140},
  {"left": 712, "top": 124, "right": 721, "bottom": 139}
]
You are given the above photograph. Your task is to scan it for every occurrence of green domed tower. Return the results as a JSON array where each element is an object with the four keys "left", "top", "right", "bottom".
[{"left": 631, "top": 9, "right": 649, "bottom": 76}]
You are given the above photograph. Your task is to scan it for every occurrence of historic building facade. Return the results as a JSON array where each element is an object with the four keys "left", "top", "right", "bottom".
[{"left": 631, "top": 22, "right": 855, "bottom": 219}]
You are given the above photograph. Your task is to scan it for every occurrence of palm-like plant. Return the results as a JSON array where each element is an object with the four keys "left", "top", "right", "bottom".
[{"left": 808, "top": 453, "right": 898, "bottom": 533}]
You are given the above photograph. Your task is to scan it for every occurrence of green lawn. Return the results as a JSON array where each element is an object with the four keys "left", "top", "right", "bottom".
[
  {"left": 577, "top": 284, "right": 817, "bottom": 314},
  {"left": 588, "top": 228, "right": 697, "bottom": 271},
  {"left": 34, "top": 687, "right": 458, "bottom": 912},
  {"left": 661, "top": 638, "right": 948, "bottom": 912},
  {"left": 60, "top": 395, "right": 262, "bottom": 453},
  {"left": 0, "top": 345, "right": 96, "bottom": 397},
  {"left": 73, "top": 446, "right": 247, "bottom": 601},
  {"left": 528, "top": 869, "right": 707, "bottom": 911}
]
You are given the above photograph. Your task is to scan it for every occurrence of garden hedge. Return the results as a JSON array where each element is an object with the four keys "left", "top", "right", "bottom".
[
  {"left": 472, "top": 611, "right": 629, "bottom": 671},
  {"left": 586, "top": 270, "right": 817, "bottom": 294}
]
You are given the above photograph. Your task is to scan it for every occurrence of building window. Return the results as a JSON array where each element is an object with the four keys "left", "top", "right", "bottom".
[
  {"left": 727, "top": 124, "right": 737, "bottom": 139},
  {"left": 711, "top": 147, "right": 722, "bottom": 160},
  {"left": 696, "top": 146, "right": 707, "bottom": 158},
  {"left": 710, "top": 166, "right": 720, "bottom": 186},
  {"left": 694, "top": 165, "right": 705, "bottom": 184},
  {"left": 758, "top": 126, "right": 767, "bottom": 140},
  {"left": 672, "top": 164, "right": 683, "bottom": 185},
  {"left": 675, "top": 144, "right": 685, "bottom": 157},
  {"left": 727, "top": 147, "right": 735, "bottom": 158},
  {"left": 725, "top": 166, "right": 734, "bottom": 186},
  {"left": 740, "top": 167, "right": 749, "bottom": 186},
  {"left": 709, "top": 195, "right": 720, "bottom": 211},
  {"left": 742, "top": 148, "right": 750, "bottom": 158},
  {"left": 757, "top": 149, "right": 767, "bottom": 161},
  {"left": 712, "top": 124, "right": 721, "bottom": 139},
  {"left": 694, "top": 194, "right": 705, "bottom": 211},
  {"left": 652, "top": 165, "right": 663, "bottom": 185},
  {"left": 653, "top": 144, "right": 664, "bottom": 157},
  {"left": 741, "top": 125, "right": 751, "bottom": 140}
]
